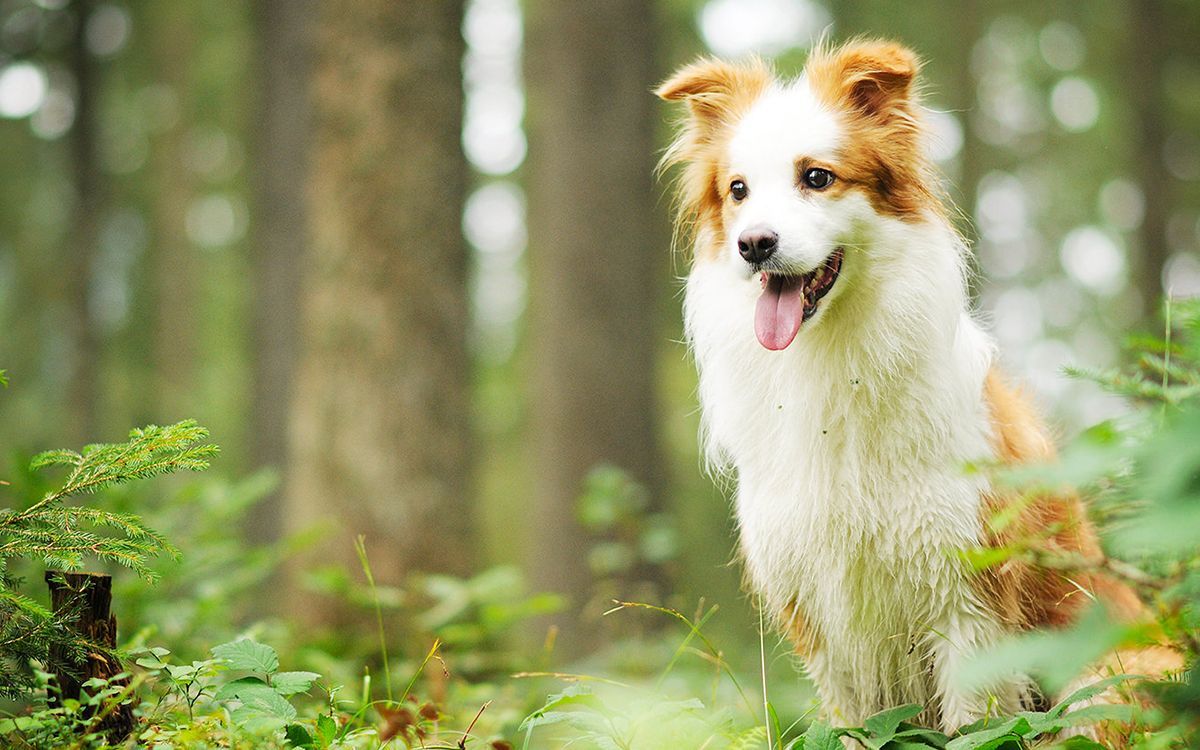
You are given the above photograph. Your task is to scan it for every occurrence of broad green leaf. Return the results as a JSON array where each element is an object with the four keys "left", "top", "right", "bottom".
[
  {"left": 801, "top": 720, "right": 843, "bottom": 750},
  {"left": 272, "top": 671, "right": 321, "bottom": 696},
  {"left": 285, "top": 723, "right": 314, "bottom": 748},
  {"left": 893, "top": 725, "right": 951, "bottom": 748},
  {"left": 945, "top": 717, "right": 1029, "bottom": 750},
  {"left": 863, "top": 704, "right": 923, "bottom": 740},
  {"left": 165, "top": 664, "right": 197, "bottom": 680},
  {"left": 212, "top": 638, "right": 280, "bottom": 675},
  {"left": 519, "top": 684, "right": 605, "bottom": 732},
  {"left": 316, "top": 713, "right": 338, "bottom": 743},
  {"left": 215, "top": 676, "right": 270, "bottom": 702},
  {"left": 218, "top": 678, "right": 297, "bottom": 726}
]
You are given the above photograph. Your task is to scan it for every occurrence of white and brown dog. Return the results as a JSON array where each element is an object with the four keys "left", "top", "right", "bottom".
[{"left": 657, "top": 39, "right": 1175, "bottom": 740}]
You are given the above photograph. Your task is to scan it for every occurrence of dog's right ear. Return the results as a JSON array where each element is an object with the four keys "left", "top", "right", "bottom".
[{"left": 656, "top": 58, "right": 771, "bottom": 126}]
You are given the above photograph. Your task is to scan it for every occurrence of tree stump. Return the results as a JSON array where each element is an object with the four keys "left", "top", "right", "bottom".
[{"left": 44, "top": 571, "right": 134, "bottom": 741}]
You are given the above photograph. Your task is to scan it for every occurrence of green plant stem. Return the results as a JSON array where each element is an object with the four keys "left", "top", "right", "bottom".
[{"left": 354, "top": 535, "right": 393, "bottom": 703}]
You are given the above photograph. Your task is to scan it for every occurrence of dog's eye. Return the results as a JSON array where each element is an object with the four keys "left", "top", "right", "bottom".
[
  {"left": 729, "top": 179, "right": 748, "bottom": 201},
  {"left": 803, "top": 168, "right": 835, "bottom": 190}
]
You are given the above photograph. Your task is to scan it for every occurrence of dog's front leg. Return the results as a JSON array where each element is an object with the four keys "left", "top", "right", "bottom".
[{"left": 929, "top": 614, "right": 1028, "bottom": 733}]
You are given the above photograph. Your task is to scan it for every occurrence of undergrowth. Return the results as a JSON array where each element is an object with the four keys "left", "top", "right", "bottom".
[{"left": 3, "top": 299, "right": 1200, "bottom": 749}]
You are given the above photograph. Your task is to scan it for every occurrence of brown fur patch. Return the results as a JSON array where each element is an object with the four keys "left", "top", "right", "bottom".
[
  {"left": 656, "top": 57, "right": 772, "bottom": 262},
  {"left": 778, "top": 599, "right": 821, "bottom": 658},
  {"left": 803, "top": 39, "right": 945, "bottom": 222},
  {"left": 980, "top": 370, "right": 1183, "bottom": 749},
  {"left": 978, "top": 368, "right": 1115, "bottom": 628}
]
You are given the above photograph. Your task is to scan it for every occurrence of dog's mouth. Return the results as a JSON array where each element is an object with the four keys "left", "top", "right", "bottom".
[{"left": 754, "top": 248, "right": 844, "bottom": 351}]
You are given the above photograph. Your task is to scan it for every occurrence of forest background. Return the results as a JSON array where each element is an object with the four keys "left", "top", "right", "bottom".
[{"left": 1, "top": 0, "right": 1200, "bottom": 746}]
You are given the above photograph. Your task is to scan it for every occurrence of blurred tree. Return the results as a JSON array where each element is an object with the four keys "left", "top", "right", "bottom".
[
  {"left": 245, "top": 0, "right": 314, "bottom": 543},
  {"left": 64, "top": 0, "right": 102, "bottom": 443},
  {"left": 1127, "top": 0, "right": 1171, "bottom": 316},
  {"left": 285, "top": 0, "right": 473, "bottom": 612},
  {"left": 144, "top": 2, "right": 200, "bottom": 422},
  {"left": 524, "top": 0, "right": 667, "bottom": 646}
]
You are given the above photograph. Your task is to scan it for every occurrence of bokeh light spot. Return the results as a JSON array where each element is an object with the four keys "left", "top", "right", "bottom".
[
  {"left": 1049, "top": 77, "right": 1099, "bottom": 132},
  {"left": 1060, "top": 225, "right": 1125, "bottom": 296},
  {"left": 0, "top": 62, "right": 48, "bottom": 119},
  {"left": 699, "top": 0, "right": 828, "bottom": 58}
]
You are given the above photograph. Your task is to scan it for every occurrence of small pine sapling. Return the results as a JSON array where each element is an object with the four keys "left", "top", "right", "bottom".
[{"left": 0, "top": 420, "right": 217, "bottom": 697}]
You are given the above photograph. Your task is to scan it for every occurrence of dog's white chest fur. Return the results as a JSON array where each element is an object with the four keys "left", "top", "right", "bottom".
[{"left": 684, "top": 234, "right": 1023, "bottom": 728}]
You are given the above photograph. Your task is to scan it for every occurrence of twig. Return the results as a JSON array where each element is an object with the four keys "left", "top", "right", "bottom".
[{"left": 458, "top": 700, "right": 491, "bottom": 749}]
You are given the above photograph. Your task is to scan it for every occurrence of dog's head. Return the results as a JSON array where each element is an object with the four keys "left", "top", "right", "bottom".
[{"left": 658, "top": 40, "right": 941, "bottom": 350}]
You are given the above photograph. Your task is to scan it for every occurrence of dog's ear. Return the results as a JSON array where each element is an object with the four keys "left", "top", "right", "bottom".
[
  {"left": 809, "top": 40, "right": 919, "bottom": 121},
  {"left": 656, "top": 58, "right": 771, "bottom": 126}
]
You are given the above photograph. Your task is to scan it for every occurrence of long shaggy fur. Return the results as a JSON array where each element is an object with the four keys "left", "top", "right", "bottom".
[{"left": 657, "top": 39, "right": 1177, "bottom": 741}]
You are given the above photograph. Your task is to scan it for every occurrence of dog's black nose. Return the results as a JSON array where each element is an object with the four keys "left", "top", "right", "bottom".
[{"left": 738, "top": 228, "right": 778, "bottom": 264}]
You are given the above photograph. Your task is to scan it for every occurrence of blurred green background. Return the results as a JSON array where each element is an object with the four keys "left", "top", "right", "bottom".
[{"left": 1, "top": 0, "right": 1199, "bottom": 666}]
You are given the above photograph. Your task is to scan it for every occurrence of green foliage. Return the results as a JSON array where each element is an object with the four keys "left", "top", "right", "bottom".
[
  {"left": 0, "top": 670, "right": 136, "bottom": 750},
  {"left": 0, "top": 421, "right": 216, "bottom": 698},
  {"left": 960, "top": 299, "right": 1200, "bottom": 745},
  {"left": 520, "top": 683, "right": 738, "bottom": 749}
]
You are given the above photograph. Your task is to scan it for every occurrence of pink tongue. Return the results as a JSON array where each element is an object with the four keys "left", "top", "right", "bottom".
[{"left": 755, "top": 273, "right": 805, "bottom": 350}]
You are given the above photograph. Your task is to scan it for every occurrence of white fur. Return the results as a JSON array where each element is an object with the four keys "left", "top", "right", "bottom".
[{"left": 684, "top": 77, "right": 1029, "bottom": 730}]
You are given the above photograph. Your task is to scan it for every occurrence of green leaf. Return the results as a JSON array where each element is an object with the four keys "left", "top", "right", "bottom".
[
  {"left": 1050, "top": 674, "right": 1139, "bottom": 715},
  {"left": 215, "top": 676, "right": 271, "bottom": 702},
  {"left": 164, "top": 664, "right": 197, "bottom": 680},
  {"left": 801, "top": 720, "right": 843, "bottom": 750},
  {"left": 863, "top": 704, "right": 923, "bottom": 740},
  {"left": 212, "top": 638, "right": 280, "bottom": 675},
  {"left": 767, "top": 701, "right": 783, "bottom": 745},
  {"left": 1055, "top": 737, "right": 1108, "bottom": 749},
  {"left": 1059, "top": 703, "right": 1135, "bottom": 727},
  {"left": 285, "top": 723, "right": 314, "bottom": 748},
  {"left": 519, "top": 684, "right": 605, "bottom": 732},
  {"left": 893, "top": 725, "right": 951, "bottom": 748},
  {"left": 272, "top": 671, "right": 321, "bottom": 696},
  {"left": 945, "top": 717, "right": 1030, "bottom": 750},
  {"left": 316, "top": 713, "right": 338, "bottom": 743},
  {"left": 218, "top": 678, "right": 297, "bottom": 727}
]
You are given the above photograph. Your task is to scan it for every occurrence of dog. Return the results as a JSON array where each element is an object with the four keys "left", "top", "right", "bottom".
[{"left": 656, "top": 39, "right": 1176, "bottom": 740}]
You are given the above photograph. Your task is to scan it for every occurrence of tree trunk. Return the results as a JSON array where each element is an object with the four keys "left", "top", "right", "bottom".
[
  {"left": 146, "top": 2, "right": 199, "bottom": 421},
  {"left": 525, "top": 0, "right": 666, "bottom": 648},
  {"left": 1128, "top": 0, "right": 1171, "bottom": 319},
  {"left": 286, "top": 0, "right": 472, "bottom": 612},
  {"left": 246, "top": 0, "right": 314, "bottom": 545},
  {"left": 44, "top": 572, "right": 134, "bottom": 742},
  {"left": 64, "top": 0, "right": 102, "bottom": 444}
]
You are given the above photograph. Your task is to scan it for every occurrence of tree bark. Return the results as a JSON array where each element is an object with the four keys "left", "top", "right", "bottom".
[
  {"left": 146, "top": 2, "right": 199, "bottom": 421},
  {"left": 286, "top": 0, "right": 472, "bottom": 613},
  {"left": 65, "top": 0, "right": 102, "bottom": 444},
  {"left": 1127, "top": 0, "right": 1171, "bottom": 318},
  {"left": 246, "top": 0, "right": 314, "bottom": 544},
  {"left": 44, "top": 571, "right": 134, "bottom": 742},
  {"left": 525, "top": 0, "right": 666, "bottom": 647}
]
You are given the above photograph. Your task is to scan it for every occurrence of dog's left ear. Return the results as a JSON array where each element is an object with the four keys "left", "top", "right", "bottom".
[
  {"left": 811, "top": 40, "right": 920, "bottom": 121},
  {"left": 655, "top": 57, "right": 771, "bottom": 128}
]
